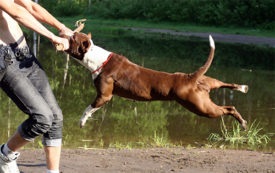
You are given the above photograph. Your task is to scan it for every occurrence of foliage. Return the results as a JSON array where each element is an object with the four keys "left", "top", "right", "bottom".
[
  {"left": 39, "top": 0, "right": 87, "bottom": 16},
  {"left": 88, "top": 0, "right": 275, "bottom": 29},
  {"left": 152, "top": 131, "right": 170, "bottom": 147},
  {"left": 37, "top": 0, "right": 275, "bottom": 29},
  {"left": 208, "top": 118, "right": 273, "bottom": 149}
]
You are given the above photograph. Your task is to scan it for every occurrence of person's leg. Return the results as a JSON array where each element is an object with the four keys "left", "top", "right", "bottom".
[
  {"left": 1, "top": 62, "right": 55, "bottom": 142},
  {"left": 0, "top": 132, "right": 24, "bottom": 173},
  {"left": 0, "top": 74, "right": 53, "bottom": 173},
  {"left": 30, "top": 58, "right": 63, "bottom": 172},
  {"left": 24, "top": 60, "right": 63, "bottom": 172},
  {"left": 44, "top": 146, "right": 61, "bottom": 172},
  {"left": 1, "top": 53, "right": 60, "bottom": 172},
  {"left": 0, "top": 46, "right": 31, "bottom": 173},
  {"left": 5, "top": 133, "right": 29, "bottom": 152}
]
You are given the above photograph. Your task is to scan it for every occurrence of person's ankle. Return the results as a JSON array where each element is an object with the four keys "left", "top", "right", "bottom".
[{"left": 1, "top": 143, "right": 20, "bottom": 161}]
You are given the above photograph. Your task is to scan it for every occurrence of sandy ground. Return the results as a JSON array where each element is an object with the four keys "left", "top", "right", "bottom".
[{"left": 18, "top": 148, "right": 274, "bottom": 173}]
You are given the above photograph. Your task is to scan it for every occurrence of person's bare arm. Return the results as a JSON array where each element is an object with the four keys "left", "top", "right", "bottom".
[
  {"left": 0, "top": 0, "right": 68, "bottom": 49},
  {"left": 15, "top": 0, "right": 73, "bottom": 35}
]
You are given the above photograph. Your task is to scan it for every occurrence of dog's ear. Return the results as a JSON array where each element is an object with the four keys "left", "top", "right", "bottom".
[{"left": 87, "top": 33, "right": 92, "bottom": 39}]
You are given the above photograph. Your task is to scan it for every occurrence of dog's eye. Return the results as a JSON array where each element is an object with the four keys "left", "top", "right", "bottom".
[{"left": 83, "top": 41, "right": 90, "bottom": 49}]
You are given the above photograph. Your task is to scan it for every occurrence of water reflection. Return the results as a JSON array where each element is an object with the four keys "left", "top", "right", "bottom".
[{"left": 0, "top": 35, "right": 274, "bottom": 151}]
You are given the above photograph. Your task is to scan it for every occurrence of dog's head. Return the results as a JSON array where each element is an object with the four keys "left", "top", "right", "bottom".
[{"left": 65, "top": 32, "right": 92, "bottom": 60}]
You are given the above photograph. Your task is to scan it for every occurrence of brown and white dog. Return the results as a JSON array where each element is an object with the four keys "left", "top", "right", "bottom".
[{"left": 64, "top": 31, "right": 248, "bottom": 129}]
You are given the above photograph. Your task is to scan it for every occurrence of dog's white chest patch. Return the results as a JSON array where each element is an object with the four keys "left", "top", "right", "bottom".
[{"left": 80, "top": 40, "right": 111, "bottom": 79}]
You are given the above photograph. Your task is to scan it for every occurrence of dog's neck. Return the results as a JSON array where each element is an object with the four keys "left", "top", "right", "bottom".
[{"left": 77, "top": 40, "right": 112, "bottom": 80}]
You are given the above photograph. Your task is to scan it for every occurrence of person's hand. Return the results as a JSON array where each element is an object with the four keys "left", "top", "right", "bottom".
[
  {"left": 59, "top": 25, "right": 74, "bottom": 37},
  {"left": 51, "top": 34, "right": 69, "bottom": 51}
]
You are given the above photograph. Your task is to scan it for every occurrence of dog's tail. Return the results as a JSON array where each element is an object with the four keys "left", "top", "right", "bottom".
[{"left": 190, "top": 35, "right": 215, "bottom": 81}]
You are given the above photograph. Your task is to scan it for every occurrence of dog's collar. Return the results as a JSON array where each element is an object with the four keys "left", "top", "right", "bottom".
[
  {"left": 91, "top": 53, "right": 113, "bottom": 74},
  {"left": 80, "top": 40, "right": 112, "bottom": 80}
]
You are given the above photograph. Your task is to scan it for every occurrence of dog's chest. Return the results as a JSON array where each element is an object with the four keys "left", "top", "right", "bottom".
[{"left": 80, "top": 45, "right": 111, "bottom": 79}]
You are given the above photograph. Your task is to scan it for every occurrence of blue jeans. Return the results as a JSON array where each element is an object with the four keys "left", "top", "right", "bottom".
[{"left": 0, "top": 45, "right": 63, "bottom": 146}]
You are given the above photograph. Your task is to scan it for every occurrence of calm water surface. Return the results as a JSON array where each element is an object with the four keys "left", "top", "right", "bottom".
[{"left": 0, "top": 34, "right": 274, "bottom": 151}]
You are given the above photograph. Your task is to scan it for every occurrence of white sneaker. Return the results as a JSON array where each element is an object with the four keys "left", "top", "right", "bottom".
[{"left": 0, "top": 145, "right": 20, "bottom": 173}]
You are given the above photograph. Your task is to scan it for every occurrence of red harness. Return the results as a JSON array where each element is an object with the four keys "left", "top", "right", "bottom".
[{"left": 91, "top": 53, "right": 113, "bottom": 74}]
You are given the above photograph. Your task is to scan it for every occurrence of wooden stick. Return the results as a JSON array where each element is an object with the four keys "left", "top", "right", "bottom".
[
  {"left": 56, "top": 44, "right": 64, "bottom": 51},
  {"left": 74, "top": 23, "right": 85, "bottom": 32},
  {"left": 74, "top": 19, "right": 87, "bottom": 32}
]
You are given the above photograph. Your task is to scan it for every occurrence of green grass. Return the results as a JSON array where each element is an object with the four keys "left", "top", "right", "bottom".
[
  {"left": 208, "top": 118, "right": 273, "bottom": 149},
  {"left": 58, "top": 16, "right": 275, "bottom": 38},
  {"left": 152, "top": 131, "right": 170, "bottom": 148},
  {"left": 106, "top": 131, "right": 171, "bottom": 149}
]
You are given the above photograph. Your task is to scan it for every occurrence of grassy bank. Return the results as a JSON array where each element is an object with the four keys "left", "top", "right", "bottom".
[{"left": 57, "top": 17, "right": 275, "bottom": 38}]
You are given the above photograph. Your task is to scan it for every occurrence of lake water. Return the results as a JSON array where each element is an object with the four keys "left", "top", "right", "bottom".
[{"left": 0, "top": 33, "right": 274, "bottom": 151}]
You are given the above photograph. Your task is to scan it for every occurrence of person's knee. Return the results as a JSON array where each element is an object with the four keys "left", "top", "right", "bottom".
[
  {"left": 19, "top": 112, "right": 54, "bottom": 141},
  {"left": 42, "top": 112, "right": 63, "bottom": 146},
  {"left": 54, "top": 110, "right": 63, "bottom": 125},
  {"left": 52, "top": 113, "right": 64, "bottom": 139},
  {"left": 35, "top": 114, "right": 54, "bottom": 134}
]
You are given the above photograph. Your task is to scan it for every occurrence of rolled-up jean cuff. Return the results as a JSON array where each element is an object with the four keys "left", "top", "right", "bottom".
[
  {"left": 42, "top": 137, "right": 62, "bottom": 147},
  {"left": 17, "top": 125, "right": 35, "bottom": 142}
]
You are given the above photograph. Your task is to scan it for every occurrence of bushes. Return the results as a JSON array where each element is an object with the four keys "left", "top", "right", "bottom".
[
  {"left": 38, "top": 0, "right": 275, "bottom": 29},
  {"left": 39, "top": 0, "right": 86, "bottom": 16},
  {"left": 88, "top": 0, "right": 275, "bottom": 29}
]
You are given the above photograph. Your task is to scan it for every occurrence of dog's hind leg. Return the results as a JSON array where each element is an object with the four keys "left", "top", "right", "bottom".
[
  {"left": 223, "top": 83, "right": 248, "bottom": 93},
  {"left": 216, "top": 105, "right": 247, "bottom": 129},
  {"left": 203, "top": 77, "right": 248, "bottom": 93},
  {"left": 177, "top": 94, "right": 247, "bottom": 129},
  {"left": 202, "top": 101, "right": 247, "bottom": 129}
]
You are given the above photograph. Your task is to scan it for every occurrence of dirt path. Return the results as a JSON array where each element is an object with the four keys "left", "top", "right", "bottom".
[
  {"left": 126, "top": 27, "right": 275, "bottom": 47},
  {"left": 18, "top": 148, "right": 274, "bottom": 173}
]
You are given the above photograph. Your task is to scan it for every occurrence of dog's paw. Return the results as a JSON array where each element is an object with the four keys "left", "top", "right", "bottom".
[
  {"left": 239, "top": 85, "right": 249, "bottom": 93},
  {"left": 79, "top": 105, "right": 101, "bottom": 128},
  {"left": 79, "top": 113, "right": 91, "bottom": 128},
  {"left": 242, "top": 120, "right": 248, "bottom": 130}
]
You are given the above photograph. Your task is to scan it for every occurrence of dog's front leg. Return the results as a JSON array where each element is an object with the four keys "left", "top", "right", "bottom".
[{"left": 80, "top": 105, "right": 101, "bottom": 128}]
